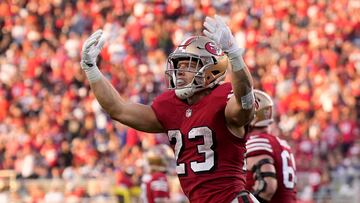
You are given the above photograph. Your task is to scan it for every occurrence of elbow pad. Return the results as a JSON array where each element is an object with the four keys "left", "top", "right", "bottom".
[{"left": 251, "top": 158, "right": 277, "bottom": 196}]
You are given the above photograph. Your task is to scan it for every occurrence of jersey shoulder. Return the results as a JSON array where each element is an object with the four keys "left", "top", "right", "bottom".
[
  {"left": 151, "top": 90, "right": 176, "bottom": 107},
  {"left": 275, "top": 137, "right": 292, "bottom": 151},
  {"left": 202, "top": 82, "right": 233, "bottom": 111},
  {"left": 151, "top": 90, "right": 184, "bottom": 129},
  {"left": 211, "top": 82, "right": 233, "bottom": 99},
  {"left": 246, "top": 133, "right": 275, "bottom": 158}
]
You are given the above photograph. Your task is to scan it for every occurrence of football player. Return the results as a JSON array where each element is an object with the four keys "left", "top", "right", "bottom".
[
  {"left": 245, "top": 90, "right": 297, "bottom": 203},
  {"left": 81, "top": 15, "right": 258, "bottom": 203},
  {"left": 141, "top": 148, "right": 170, "bottom": 203}
]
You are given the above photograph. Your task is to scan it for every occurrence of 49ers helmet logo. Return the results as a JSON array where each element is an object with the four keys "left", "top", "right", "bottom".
[{"left": 205, "top": 42, "right": 224, "bottom": 56}]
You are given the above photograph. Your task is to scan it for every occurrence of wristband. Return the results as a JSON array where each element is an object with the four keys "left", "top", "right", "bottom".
[
  {"left": 227, "top": 47, "right": 244, "bottom": 59},
  {"left": 241, "top": 89, "right": 255, "bottom": 110},
  {"left": 228, "top": 49, "right": 246, "bottom": 72},
  {"left": 230, "top": 55, "right": 246, "bottom": 72},
  {"left": 84, "top": 65, "right": 102, "bottom": 83}
]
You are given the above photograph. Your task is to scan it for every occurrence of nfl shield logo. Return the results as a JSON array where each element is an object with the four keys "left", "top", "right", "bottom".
[{"left": 186, "top": 109, "right": 192, "bottom": 118}]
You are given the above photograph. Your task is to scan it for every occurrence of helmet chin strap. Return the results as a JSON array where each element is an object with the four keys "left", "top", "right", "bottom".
[
  {"left": 175, "top": 73, "right": 226, "bottom": 100},
  {"left": 175, "top": 84, "right": 195, "bottom": 99}
]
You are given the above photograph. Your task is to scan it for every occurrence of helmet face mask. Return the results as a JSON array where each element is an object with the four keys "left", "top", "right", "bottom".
[
  {"left": 166, "top": 56, "right": 205, "bottom": 89},
  {"left": 166, "top": 36, "right": 229, "bottom": 99},
  {"left": 251, "top": 90, "right": 274, "bottom": 127}
]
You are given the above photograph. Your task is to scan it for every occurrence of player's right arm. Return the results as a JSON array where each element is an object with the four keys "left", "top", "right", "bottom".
[{"left": 80, "top": 30, "right": 164, "bottom": 133}]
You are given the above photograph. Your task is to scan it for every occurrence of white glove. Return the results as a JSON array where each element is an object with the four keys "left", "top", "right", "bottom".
[
  {"left": 81, "top": 29, "right": 105, "bottom": 83},
  {"left": 203, "top": 15, "right": 244, "bottom": 59}
]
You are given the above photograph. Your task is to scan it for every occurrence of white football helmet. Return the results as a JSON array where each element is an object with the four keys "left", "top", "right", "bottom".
[
  {"left": 166, "top": 36, "right": 229, "bottom": 99},
  {"left": 251, "top": 89, "right": 274, "bottom": 127}
]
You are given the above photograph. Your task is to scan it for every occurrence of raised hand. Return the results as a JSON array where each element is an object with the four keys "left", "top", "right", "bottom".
[
  {"left": 80, "top": 29, "right": 105, "bottom": 83},
  {"left": 203, "top": 15, "right": 243, "bottom": 58},
  {"left": 81, "top": 29, "right": 105, "bottom": 70}
]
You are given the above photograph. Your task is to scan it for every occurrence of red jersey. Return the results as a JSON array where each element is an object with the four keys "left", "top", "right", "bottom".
[
  {"left": 151, "top": 83, "right": 247, "bottom": 203},
  {"left": 245, "top": 132, "right": 297, "bottom": 203},
  {"left": 141, "top": 172, "right": 170, "bottom": 203}
]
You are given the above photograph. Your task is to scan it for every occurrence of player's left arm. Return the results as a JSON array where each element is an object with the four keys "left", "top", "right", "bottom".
[{"left": 203, "top": 15, "right": 255, "bottom": 138}]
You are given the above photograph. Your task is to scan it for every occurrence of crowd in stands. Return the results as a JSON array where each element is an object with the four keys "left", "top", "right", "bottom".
[{"left": 0, "top": 0, "right": 359, "bottom": 202}]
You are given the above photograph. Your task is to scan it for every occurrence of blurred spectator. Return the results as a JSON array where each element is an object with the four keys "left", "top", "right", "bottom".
[
  {"left": 44, "top": 181, "right": 65, "bottom": 203},
  {"left": 0, "top": 17, "right": 12, "bottom": 54}
]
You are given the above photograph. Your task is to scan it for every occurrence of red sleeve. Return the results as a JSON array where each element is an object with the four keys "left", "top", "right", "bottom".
[{"left": 245, "top": 136, "right": 275, "bottom": 158}]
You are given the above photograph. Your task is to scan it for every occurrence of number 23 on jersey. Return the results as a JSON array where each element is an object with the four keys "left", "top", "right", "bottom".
[{"left": 168, "top": 127, "right": 215, "bottom": 175}]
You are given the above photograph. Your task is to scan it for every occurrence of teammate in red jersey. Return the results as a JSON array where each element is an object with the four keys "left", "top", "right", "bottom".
[
  {"left": 245, "top": 90, "right": 297, "bottom": 203},
  {"left": 141, "top": 148, "right": 170, "bottom": 203},
  {"left": 81, "top": 15, "right": 259, "bottom": 203}
]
